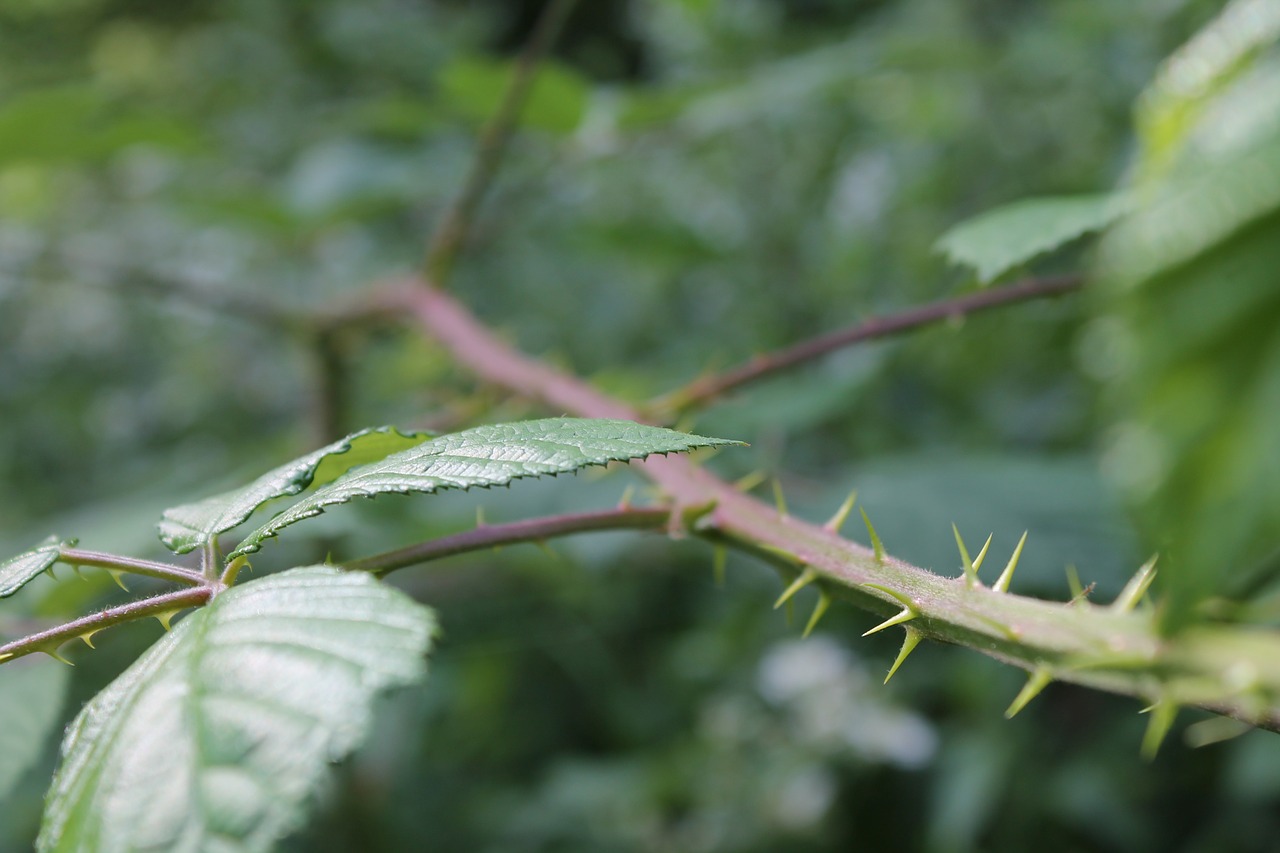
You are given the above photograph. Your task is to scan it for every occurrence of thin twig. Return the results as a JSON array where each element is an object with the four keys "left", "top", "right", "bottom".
[
  {"left": 0, "top": 586, "right": 214, "bottom": 664},
  {"left": 422, "top": 0, "right": 581, "bottom": 285},
  {"left": 649, "top": 274, "right": 1084, "bottom": 415},
  {"left": 59, "top": 548, "right": 206, "bottom": 587},
  {"left": 346, "top": 506, "right": 671, "bottom": 576}
]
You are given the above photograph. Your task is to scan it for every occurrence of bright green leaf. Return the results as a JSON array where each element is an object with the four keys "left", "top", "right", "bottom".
[
  {"left": 438, "top": 57, "right": 588, "bottom": 134},
  {"left": 158, "top": 426, "right": 430, "bottom": 555},
  {"left": 0, "top": 661, "right": 70, "bottom": 801},
  {"left": 0, "top": 536, "right": 75, "bottom": 599},
  {"left": 936, "top": 193, "right": 1124, "bottom": 283},
  {"left": 230, "top": 418, "right": 740, "bottom": 558},
  {"left": 38, "top": 567, "right": 436, "bottom": 853}
]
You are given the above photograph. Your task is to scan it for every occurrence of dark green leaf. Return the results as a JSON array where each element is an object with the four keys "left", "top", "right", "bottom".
[
  {"left": 158, "top": 427, "right": 430, "bottom": 555},
  {"left": 230, "top": 418, "right": 740, "bottom": 558},
  {"left": 39, "top": 567, "right": 436, "bottom": 853}
]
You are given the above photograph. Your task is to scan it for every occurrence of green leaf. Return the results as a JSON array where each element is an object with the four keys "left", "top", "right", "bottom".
[
  {"left": 438, "top": 56, "right": 588, "bottom": 134},
  {"left": 0, "top": 536, "right": 75, "bottom": 599},
  {"left": 230, "top": 418, "right": 740, "bottom": 559},
  {"left": 158, "top": 426, "right": 430, "bottom": 555},
  {"left": 0, "top": 661, "right": 71, "bottom": 801},
  {"left": 936, "top": 193, "right": 1124, "bottom": 283},
  {"left": 1096, "top": 7, "right": 1280, "bottom": 628},
  {"left": 38, "top": 567, "right": 435, "bottom": 853}
]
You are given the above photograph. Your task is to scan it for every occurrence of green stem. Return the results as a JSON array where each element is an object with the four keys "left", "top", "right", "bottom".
[
  {"left": 59, "top": 548, "right": 205, "bottom": 587},
  {"left": 0, "top": 586, "right": 214, "bottom": 664}
]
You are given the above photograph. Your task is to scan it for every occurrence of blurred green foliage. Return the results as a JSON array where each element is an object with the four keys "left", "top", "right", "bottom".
[{"left": 2, "top": 0, "right": 1279, "bottom": 851}]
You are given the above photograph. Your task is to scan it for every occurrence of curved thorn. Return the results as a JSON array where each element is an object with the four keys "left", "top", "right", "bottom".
[
  {"left": 41, "top": 645, "right": 74, "bottom": 666},
  {"left": 775, "top": 567, "right": 817, "bottom": 609},
  {"left": 803, "top": 589, "right": 831, "bottom": 638},
  {"left": 733, "top": 470, "right": 768, "bottom": 493},
  {"left": 824, "top": 489, "right": 857, "bottom": 534},
  {"left": 712, "top": 544, "right": 727, "bottom": 588},
  {"left": 47, "top": 565, "right": 58, "bottom": 581},
  {"left": 860, "top": 508, "right": 885, "bottom": 562},
  {"left": 79, "top": 629, "right": 102, "bottom": 649},
  {"left": 972, "top": 533, "right": 993, "bottom": 573},
  {"left": 1113, "top": 556, "right": 1159, "bottom": 613},
  {"left": 107, "top": 570, "right": 129, "bottom": 591},
  {"left": 1141, "top": 699, "right": 1178, "bottom": 760},
  {"left": 994, "top": 531, "right": 1028, "bottom": 593},
  {"left": 884, "top": 627, "right": 923, "bottom": 684},
  {"left": 772, "top": 478, "right": 788, "bottom": 518},
  {"left": 1066, "top": 564, "right": 1084, "bottom": 600},
  {"left": 860, "top": 582, "right": 915, "bottom": 609},
  {"left": 1006, "top": 665, "right": 1053, "bottom": 718},
  {"left": 863, "top": 606, "right": 915, "bottom": 637}
]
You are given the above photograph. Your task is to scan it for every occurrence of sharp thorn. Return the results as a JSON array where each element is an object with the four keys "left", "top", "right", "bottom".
[
  {"left": 733, "top": 470, "right": 768, "bottom": 493},
  {"left": 863, "top": 606, "right": 916, "bottom": 637},
  {"left": 860, "top": 508, "right": 885, "bottom": 562},
  {"left": 47, "top": 565, "right": 58, "bottom": 580},
  {"left": 1141, "top": 699, "right": 1178, "bottom": 760},
  {"left": 994, "top": 531, "right": 1028, "bottom": 593},
  {"left": 824, "top": 489, "right": 857, "bottom": 534},
  {"left": 774, "top": 567, "right": 817, "bottom": 609},
  {"left": 1006, "top": 666, "right": 1053, "bottom": 718},
  {"left": 0, "top": 652, "right": 12, "bottom": 663},
  {"left": 952, "top": 524, "right": 980, "bottom": 588},
  {"left": 713, "top": 544, "right": 727, "bottom": 588},
  {"left": 617, "top": 485, "right": 635, "bottom": 510},
  {"left": 79, "top": 630, "right": 102, "bottom": 649},
  {"left": 860, "top": 582, "right": 915, "bottom": 609},
  {"left": 475, "top": 505, "right": 488, "bottom": 528},
  {"left": 155, "top": 611, "right": 176, "bottom": 632},
  {"left": 1113, "top": 556, "right": 1159, "bottom": 613},
  {"left": 972, "top": 533, "right": 993, "bottom": 572},
  {"left": 1066, "top": 564, "right": 1084, "bottom": 600},
  {"left": 884, "top": 627, "right": 923, "bottom": 684},
  {"left": 534, "top": 540, "right": 559, "bottom": 560},
  {"left": 771, "top": 478, "right": 788, "bottom": 518},
  {"left": 41, "top": 645, "right": 75, "bottom": 666},
  {"left": 784, "top": 595, "right": 795, "bottom": 627},
  {"left": 107, "top": 570, "right": 129, "bottom": 591},
  {"left": 803, "top": 589, "right": 831, "bottom": 638},
  {"left": 71, "top": 564, "right": 85, "bottom": 580}
]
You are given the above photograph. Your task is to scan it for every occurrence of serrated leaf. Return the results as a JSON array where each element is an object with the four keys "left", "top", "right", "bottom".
[
  {"left": 936, "top": 193, "right": 1124, "bottom": 283},
  {"left": 231, "top": 418, "right": 740, "bottom": 558},
  {"left": 0, "top": 536, "right": 75, "bottom": 598},
  {"left": 0, "top": 661, "right": 71, "bottom": 801},
  {"left": 159, "top": 426, "right": 430, "bottom": 554},
  {"left": 38, "top": 567, "right": 435, "bottom": 853}
]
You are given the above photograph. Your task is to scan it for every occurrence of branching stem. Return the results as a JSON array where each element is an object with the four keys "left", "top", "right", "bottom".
[
  {"left": 649, "top": 274, "right": 1083, "bottom": 415},
  {"left": 422, "top": 0, "right": 580, "bottom": 284},
  {"left": 59, "top": 547, "right": 205, "bottom": 587},
  {"left": 346, "top": 506, "right": 671, "bottom": 576}
]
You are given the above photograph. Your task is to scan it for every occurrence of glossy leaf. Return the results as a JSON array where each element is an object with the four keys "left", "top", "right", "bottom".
[
  {"left": 936, "top": 193, "right": 1123, "bottom": 283},
  {"left": 0, "top": 536, "right": 74, "bottom": 598},
  {"left": 158, "top": 426, "right": 430, "bottom": 555},
  {"left": 39, "top": 567, "right": 436, "bottom": 853},
  {"left": 230, "top": 418, "right": 739, "bottom": 558},
  {"left": 0, "top": 661, "right": 70, "bottom": 801}
]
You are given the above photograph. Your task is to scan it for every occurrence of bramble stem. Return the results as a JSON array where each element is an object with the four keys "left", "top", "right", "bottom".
[
  {"left": 59, "top": 548, "right": 205, "bottom": 587},
  {"left": 422, "top": 0, "right": 580, "bottom": 285},
  {"left": 346, "top": 506, "right": 671, "bottom": 576},
  {"left": 649, "top": 274, "right": 1083, "bottom": 415},
  {"left": 0, "top": 586, "right": 214, "bottom": 664}
]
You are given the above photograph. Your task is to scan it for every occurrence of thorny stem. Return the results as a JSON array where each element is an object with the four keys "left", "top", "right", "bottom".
[
  {"left": 422, "top": 0, "right": 580, "bottom": 285},
  {"left": 649, "top": 274, "right": 1084, "bottom": 415},
  {"left": 346, "top": 506, "right": 672, "bottom": 576},
  {"left": 59, "top": 547, "right": 205, "bottom": 587},
  {"left": 0, "top": 586, "right": 214, "bottom": 664},
  {"left": 401, "top": 279, "right": 1280, "bottom": 732}
]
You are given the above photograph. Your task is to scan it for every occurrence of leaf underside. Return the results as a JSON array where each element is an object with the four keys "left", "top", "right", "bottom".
[
  {"left": 158, "top": 426, "right": 431, "bottom": 555},
  {"left": 229, "top": 418, "right": 740, "bottom": 558},
  {"left": 38, "top": 567, "right": 436, "bottom": 853},
  {"left": 936, "top": 193, "right": 1124, "bottom": 283},
  {"left": 0, "top": 535, "right": 75, "bottom": 598}
]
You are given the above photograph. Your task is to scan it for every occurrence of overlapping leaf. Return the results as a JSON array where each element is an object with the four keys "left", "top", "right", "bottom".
[
  {"left": 229, "top": 418, "right": 739, "bottom": 558},
  {"left": 1097, "top": 0, "right": 1280, "bottom": 627},
  {"left": 39, "top": 567, "right": 436, "bottom": 853},
  {"left": 936, "top": 193, "right": 1124, "bottom": 283},
  {"left": 159, "top": 426, "right": 430, "bottom": 554},
  {"left": 0, "top": 536, "right": 75, "bottom": 598}
]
